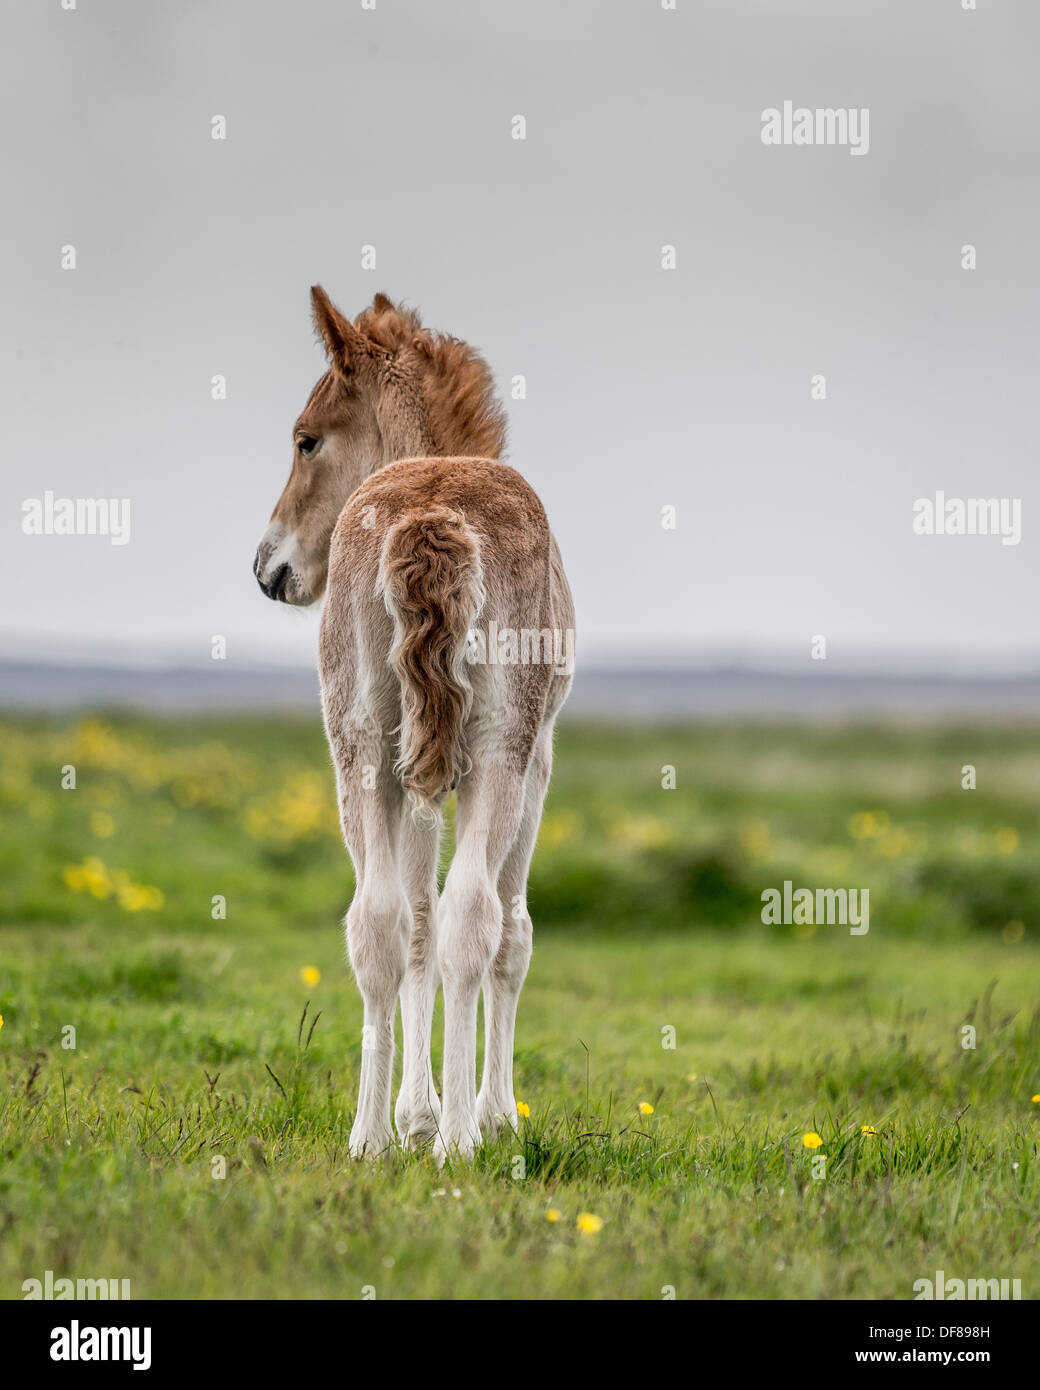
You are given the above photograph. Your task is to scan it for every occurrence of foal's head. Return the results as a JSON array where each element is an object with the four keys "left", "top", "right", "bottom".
[{"left": 254, "top": 286, "right": 506, "bottom": 606}]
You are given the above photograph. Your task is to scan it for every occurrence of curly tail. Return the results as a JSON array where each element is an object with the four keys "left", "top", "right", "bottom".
[{"left": 378, "top": 506, "right": 485, "bottom": 811}]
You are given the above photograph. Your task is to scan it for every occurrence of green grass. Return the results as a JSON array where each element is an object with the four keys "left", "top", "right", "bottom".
[{"left": 1, "top": 715, "right": 1038, "bottom": 1299}]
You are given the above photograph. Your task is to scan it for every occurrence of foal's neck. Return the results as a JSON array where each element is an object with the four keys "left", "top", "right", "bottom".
[
  {"left": 374, "top": 379, "right": 437, "bottom": 463},
  {"left": 369, "top": 343, "right": 504, "bottom": 463}
]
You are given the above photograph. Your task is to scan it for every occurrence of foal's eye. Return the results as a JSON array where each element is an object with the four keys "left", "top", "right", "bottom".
[{"left": 296, "top": 435, "right": 319, "bottom": 456}]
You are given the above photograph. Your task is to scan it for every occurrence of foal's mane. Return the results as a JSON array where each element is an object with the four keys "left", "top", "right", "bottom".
[{"left": 356, "top": 294, "right": 507, "bottom": 460}]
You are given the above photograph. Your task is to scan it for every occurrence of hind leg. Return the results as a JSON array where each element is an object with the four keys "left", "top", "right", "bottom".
[
  {"left": 435, "top": 747, "right": 527, "bottom": 1162},
  {"left": 394, "top": 813, "right": 442, "bottom": 1146},
  {"left": 476, "top": 725, "right": 552, "bottom": 1137},
  {"left": 332, "top": 729, "right": 410, "bottom": 1159}
]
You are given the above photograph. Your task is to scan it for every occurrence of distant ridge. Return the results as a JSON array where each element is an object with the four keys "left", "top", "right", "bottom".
[{"left": 0, "top": 659, "right": 1037, "bottom": 721}]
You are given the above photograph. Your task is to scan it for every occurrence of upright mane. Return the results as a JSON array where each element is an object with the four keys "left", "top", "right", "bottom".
[{"left": 356, "top": 294, "right": 508, "bottom": 460}]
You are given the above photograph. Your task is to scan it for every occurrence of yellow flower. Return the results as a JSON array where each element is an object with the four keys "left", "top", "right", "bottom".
[
  {"left": 83, "top": 857, "right": 112, "bottom": 898},
  {"left": 738, "top": 820, "right": 772, "bottom": 858},
  {"left": 63, "top": 857, "right": 161, "bottom": 911},
  {"left": 861, "top": 1125, "right": 877, "bottom": 1136},
  {"left": 74, "top": 718, "right": 121, "bottom": 764},
  {"left": 0, "top": 1015, "right": 4, "bottom": 1030},
  {"left": 878, "top": 827, "right": 911, "bottom": 860},
  {"left": 576, "top": 1212, "right": 603, "bottom": 1234},
  {"left": 301, "top": 966, "right": 321, "bottom": 987},
  {"left": 994, "top": 827, "right": 1020, "bottom": 855},
  {"left": 687, "top": 1072, "right": 698, "bottom": 1082},
  {"left": 848, "top": 811, "right": 889, "bottom": 840},
  {"left": 537, "top": 809, "right": 583, "bottom": 849},
  {"left": 638, "top": 1102, "right": 654, "bottom": 1116},
  {"left": 63, "top": 857, "right": 111, "bottom": 898},
  {"left": 245, "top": 772, "right": 337, "bottom": 847},
  {"left": 516, "top": 1100, "right": 530, "bottom": 1118},
  {"left": 63, "top": 864, "right": 87, "bottom": 892},
  {"left": 606, "top": 812, "right": 675, "bottom": 851},
  {"left": 803, "top": 1132, "right": 823, "bottom": 1149},
  {"left": 1032, "top": 1095, "right": 1040, "bottom": 1104},
  {"left": 116, "top": 878, "right": 164, "bottom": 912},
  {"left": 545, "top": 1208, "right": 561, "bottom": 1223}
]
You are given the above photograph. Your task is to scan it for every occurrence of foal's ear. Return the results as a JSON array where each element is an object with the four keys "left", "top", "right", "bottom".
[{"left": 310, "top": 285, "right": 377, "bottom": 373}]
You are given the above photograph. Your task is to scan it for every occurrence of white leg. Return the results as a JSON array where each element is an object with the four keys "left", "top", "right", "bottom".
[
  {"left": 336, "top": 740, "right": 408, "bottom": 1159},
  {"left": 394, "top": 814, "right": 442, "bottom": 1146},
  {"left": 435, "top": 751, "right": 526, "bottom": 1163},
  {"left": 476, "top": 729, "right": 551, "bottom": 1136}
]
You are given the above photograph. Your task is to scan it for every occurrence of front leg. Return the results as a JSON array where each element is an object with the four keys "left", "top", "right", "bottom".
[
  {"left": 346, "top": 883, "right": 408, "bottom": 1158},
  {"left": 395, "top": 892, "right": 442, "bottom": 1146},
  {"left": 393, "top": 815, "right": 442, "bottom": 1147}
]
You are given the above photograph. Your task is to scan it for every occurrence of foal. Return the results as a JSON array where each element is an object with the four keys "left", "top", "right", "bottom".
[{"left": 254, "top": 288, "right": 573, "bottom": 1161}]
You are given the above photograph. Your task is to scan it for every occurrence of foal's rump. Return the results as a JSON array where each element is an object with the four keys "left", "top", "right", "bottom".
[{"left": 378, "top": 504, "right": 485, "bottom": 808}]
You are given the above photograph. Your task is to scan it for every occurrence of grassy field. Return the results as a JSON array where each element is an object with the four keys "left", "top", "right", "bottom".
[{"left": 1, "top": 714, "right": 1038, "bottom": 1299}]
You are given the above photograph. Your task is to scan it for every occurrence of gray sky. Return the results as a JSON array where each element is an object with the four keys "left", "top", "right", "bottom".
[{"left": 3, "top": 0, "right": 1037, "bottom": 672}]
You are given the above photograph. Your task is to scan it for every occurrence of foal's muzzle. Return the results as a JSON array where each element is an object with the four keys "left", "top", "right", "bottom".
[{"left": 253, "top": 526, "right": 315, "bottom": 606}]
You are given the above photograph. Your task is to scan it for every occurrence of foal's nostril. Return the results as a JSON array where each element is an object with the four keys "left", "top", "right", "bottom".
[
  {"left": 255, "top": 557, "right": 290, "bottom": 601},
  {"left": 268, "top": 563, "right": 290, "bottom": 601}
]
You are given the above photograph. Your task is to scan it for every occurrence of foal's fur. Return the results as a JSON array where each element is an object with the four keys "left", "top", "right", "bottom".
[{"left": 255, "top": 289, "right": 573, "bottom": 1160}]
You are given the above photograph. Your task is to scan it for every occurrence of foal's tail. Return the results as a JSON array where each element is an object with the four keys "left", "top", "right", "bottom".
[{"left": 378, "top": 506, "right": 485, "bottom": 811}]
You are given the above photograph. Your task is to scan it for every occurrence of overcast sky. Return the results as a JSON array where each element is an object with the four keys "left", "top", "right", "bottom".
[{"left": 3, "top": 0, "right": 1037, "bottom": 673}]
